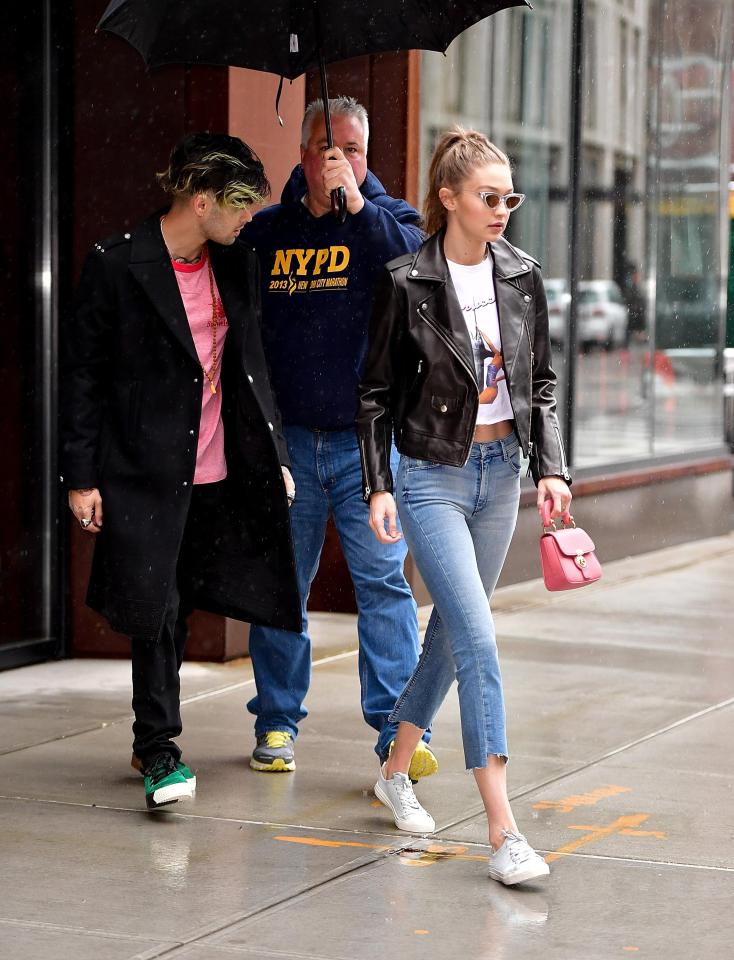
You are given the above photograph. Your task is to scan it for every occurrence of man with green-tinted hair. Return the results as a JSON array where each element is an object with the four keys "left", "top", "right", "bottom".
[{"left": 60, "top": 133, "right": 301, "bottom": 810}]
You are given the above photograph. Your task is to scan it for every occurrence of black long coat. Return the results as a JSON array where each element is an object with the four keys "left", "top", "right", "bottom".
[{"left": 60, "top": 213, "right": 301, "bottom": 638}]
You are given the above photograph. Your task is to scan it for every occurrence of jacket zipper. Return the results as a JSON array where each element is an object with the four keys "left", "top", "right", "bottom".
[
  {"left": 417, "top": 306, "right": 479, "bottom": 466},
  {"left": 358, "top": 434, "right": 372, "bottom": 499},
  {"left": 526, "top": 346, "right": 535, "bottom": 475},
  {"left": 409, "top": 359, "right": 423, "bottom": 394},
  {"left": 523, "top": 310, "right": 534, "bottom": 452},
  {"left": 553, "top": 422, "right": 570, "bottom": 479}
]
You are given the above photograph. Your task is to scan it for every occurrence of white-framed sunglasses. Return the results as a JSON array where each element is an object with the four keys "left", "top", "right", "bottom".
[{"left": 471, "top": 191, "right": 526, "bottom": 211}]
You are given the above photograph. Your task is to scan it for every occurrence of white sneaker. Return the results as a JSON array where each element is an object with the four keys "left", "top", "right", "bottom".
[
  {"left": 374, "top": 763, "right": 435, "bottom": 834},
  {"left": 488, "top": 830, "right": 550, "bottom": 885}
]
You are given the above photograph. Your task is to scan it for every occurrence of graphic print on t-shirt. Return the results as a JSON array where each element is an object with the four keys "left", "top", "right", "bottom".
[
  {"left": 472, "top": 324, "right": 506, "bottom": 405},
  {"left": 447, "top": 256, "right": 514, "bottom": 426},
  {"left": 267, "top": 244, "right": 351, "bottom": 294}
]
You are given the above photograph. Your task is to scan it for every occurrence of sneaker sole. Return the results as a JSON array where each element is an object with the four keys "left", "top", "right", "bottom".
[
  {"left": 408, "top": 748, "right": 439, "bottom": 782},
  {"left": 374, "top": 780, "right": 435, "bottom": 834},
  {"left": 146, "top": 781, "right": 194, "bottom": 810},
  {"left": 249, "top": 757, "right": 296, "bottom": 772},
  {"left": 488, "top": 860, "right": 550, "bottom": 886}
]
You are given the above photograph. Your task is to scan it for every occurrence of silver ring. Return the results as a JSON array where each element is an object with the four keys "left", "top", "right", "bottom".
[{"left": 80, "top": 517, "right": 92, "bottom": 529}]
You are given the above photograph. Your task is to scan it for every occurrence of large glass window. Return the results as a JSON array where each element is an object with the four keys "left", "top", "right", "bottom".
[
  {"left": 573, "top": 0, "right": 652, "bottom": 467},
  {"left": 648, "top": 0, "right": 729, "bottom": 456}
]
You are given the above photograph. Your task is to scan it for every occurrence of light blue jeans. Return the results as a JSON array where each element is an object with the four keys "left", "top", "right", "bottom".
[
  {"left": 247, "top": 426, "right": 423, "bottom": 759},
  {"left": 390, "top": 433, "right": 522, "bottom": 769}
]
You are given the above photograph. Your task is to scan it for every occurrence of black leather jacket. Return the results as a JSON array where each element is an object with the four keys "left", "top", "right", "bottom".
[{"left": 356, "top": 230, "right": 571, "bottom": 500}]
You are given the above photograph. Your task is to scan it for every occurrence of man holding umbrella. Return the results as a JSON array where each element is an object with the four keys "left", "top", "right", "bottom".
[
  {"left": 61, "top": 133, "right": 301, "bottom": 809},
  {"left": 241, "top": 97, "right": 436, "bottom": 778}
]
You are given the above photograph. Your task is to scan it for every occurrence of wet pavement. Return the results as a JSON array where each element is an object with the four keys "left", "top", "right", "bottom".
[{"left": 1, "top": 533, "right": 733, "bottom": 960}]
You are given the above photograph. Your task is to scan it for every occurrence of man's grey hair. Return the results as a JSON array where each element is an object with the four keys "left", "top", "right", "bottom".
[{"left": 300, "top": 96, "right": 369, "bottom": 148}]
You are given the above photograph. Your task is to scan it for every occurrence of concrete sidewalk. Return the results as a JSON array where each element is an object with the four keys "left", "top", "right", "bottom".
[{"left": 1, "top": 534, "right": 733, "bottom": 960}]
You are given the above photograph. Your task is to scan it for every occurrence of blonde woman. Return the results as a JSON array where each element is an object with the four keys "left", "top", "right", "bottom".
[{"left": 356, "top": 128, "right": 572, "bottom": 885}]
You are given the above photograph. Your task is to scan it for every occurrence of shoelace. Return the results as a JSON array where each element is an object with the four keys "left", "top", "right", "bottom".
[
  {"left": 147, "top": 753, "right": 176, "bottom": 782},
  {"left": 263, "top": 731, "right": 291, "bottom": 749},
  {"left": 502, "top": 831, "right": 534, "bottom": 864},
  {"left": 392, "top": 773, "right": 422, "bottom": 813}
]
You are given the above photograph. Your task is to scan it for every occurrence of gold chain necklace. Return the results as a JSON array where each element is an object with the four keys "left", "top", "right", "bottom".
[
  {"left": 204, "top": 252, "right": 224, "bottom": 395},
  {"left": 160, "top": 219, "right": 222, "bottom": 393}
]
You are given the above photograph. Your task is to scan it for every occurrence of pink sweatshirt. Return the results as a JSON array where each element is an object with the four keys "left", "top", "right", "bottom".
[{"left": 172, "top": 246, "right": 228, "bottom": 484}]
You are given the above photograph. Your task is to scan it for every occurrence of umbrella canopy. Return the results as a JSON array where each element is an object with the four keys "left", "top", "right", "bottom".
[
  {"left": 98, "top": 0, "right": 531, "bottom": 78},
  {"left": 98, "top": 0, "right": 531, "bottom": 219}
]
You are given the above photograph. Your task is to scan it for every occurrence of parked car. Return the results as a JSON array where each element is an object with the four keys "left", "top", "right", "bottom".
[
  {"left": 543, "top": 279, "right": 628, "bottom": 350},
  {"left": 578, "top": 280, "right": 629, "bottom": 350},
  {"left": 545, "top": 279, "right": 571, "bottom": 346}
]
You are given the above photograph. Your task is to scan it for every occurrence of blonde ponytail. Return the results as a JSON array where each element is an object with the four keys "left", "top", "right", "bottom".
[{"left": 423, "top": 127, "right": 510, "bottom": 236}]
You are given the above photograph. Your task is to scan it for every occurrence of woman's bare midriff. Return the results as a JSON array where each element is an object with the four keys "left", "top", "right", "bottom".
[{"left": 473, "top": 420, "right": 515, "bottom": 443}]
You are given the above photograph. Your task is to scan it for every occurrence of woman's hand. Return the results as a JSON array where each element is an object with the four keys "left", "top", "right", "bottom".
[
  {"left": 68, "top": 488, "right": 103, "bottom": 533},
  {"left": 537, "top": 476, "right": 572, "bottom": 519},
  {"left": 368, "top": 491, "right": 403, "bottom": 544}
]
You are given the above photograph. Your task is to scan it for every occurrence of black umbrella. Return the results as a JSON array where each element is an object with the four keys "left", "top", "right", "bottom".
[{"left": 98, "top": 0, "right": 531, "bottom": 220}]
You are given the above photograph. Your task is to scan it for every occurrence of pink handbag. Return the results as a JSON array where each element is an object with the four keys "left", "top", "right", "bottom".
[{"left": 539, "top": 501, "right": 602, "bottom": 591}]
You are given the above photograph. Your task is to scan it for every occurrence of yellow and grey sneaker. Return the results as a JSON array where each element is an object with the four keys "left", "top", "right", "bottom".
[
  {"left": 143, "top": 752, "right": 194, "bottom": 810},
  {"left": 250, "top": 731, "right": 296, "bottom": 772},
  {"left": 133, "top": 753, "right": 196, "bottom": 791},
  {"left": 386, "top": 740, "right": 438, "bottom": 783}
]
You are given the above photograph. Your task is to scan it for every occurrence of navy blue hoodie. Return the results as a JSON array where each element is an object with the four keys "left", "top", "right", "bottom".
[{"left": 242, "top": 165, "right": 423, "bottom": 430}]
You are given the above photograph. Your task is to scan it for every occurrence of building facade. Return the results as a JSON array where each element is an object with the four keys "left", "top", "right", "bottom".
[{"left": 2, "top": 0, "right": 732, "bottom": 668}]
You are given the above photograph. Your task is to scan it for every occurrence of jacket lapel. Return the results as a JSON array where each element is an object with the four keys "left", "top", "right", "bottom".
[
  {"left": 490, "top": 238, "right": 532, "bottom": 377},
  {"left": 410, "top": 232, "right": 476, "bottom": 378},
  {"left": 128, "top": 214, "right": 199, "bottom": 366}
]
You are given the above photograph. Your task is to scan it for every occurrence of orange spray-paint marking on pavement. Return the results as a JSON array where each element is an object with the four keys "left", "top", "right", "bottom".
[
  {"left": 273, "top": 836, "right": 392, "bottom": 852},
  {"left": 533, "top": 784, "right": 632, "bottom": 813},
  {"left": 273, "top": 836, "right": 485, "bottom": 864},
  {"left": 545, "top": 813, "right": 666, "bottom": 863}
]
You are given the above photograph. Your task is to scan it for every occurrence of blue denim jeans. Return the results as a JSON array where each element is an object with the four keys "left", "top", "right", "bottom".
[
  {"left": 389, "top": 433, "right": 522, "bottom": 769},
  {"left": 247, "top": 426, "right": 422, "bottom": 758}
]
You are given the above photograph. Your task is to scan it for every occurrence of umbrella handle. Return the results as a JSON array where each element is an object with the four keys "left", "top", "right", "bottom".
[
  {"left": 313, "top": 3, "right": 347, "bottom": 224},
  {"left": 331, "top": 187, "right": 347, "bottom": 223}
]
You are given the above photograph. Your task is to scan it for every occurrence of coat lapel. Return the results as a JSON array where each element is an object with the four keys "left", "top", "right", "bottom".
[
  {"left": 128, "top": 214, "right": 199, "bottom": 366},
  {"left": 208, "top": 243, "right": 249, "bottom": 353}
]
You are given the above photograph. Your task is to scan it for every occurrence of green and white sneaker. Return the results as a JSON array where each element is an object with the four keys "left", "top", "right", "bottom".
[
  {"left": 250, "top": 731, "right": 296, "bottom": 772},
  {"left": 176, "top": 760, "right": 196, "bottom": 792},
  {"left": 133, "top": 752, "right": 196, "bottom": 792},
  {"left": 144, "top": 753, "right": 194, "bottom": 809}
]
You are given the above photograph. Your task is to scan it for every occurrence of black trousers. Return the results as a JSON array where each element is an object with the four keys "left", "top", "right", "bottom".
[{"left": 130, "top": 481, "right": 225, "bottom": 765}]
